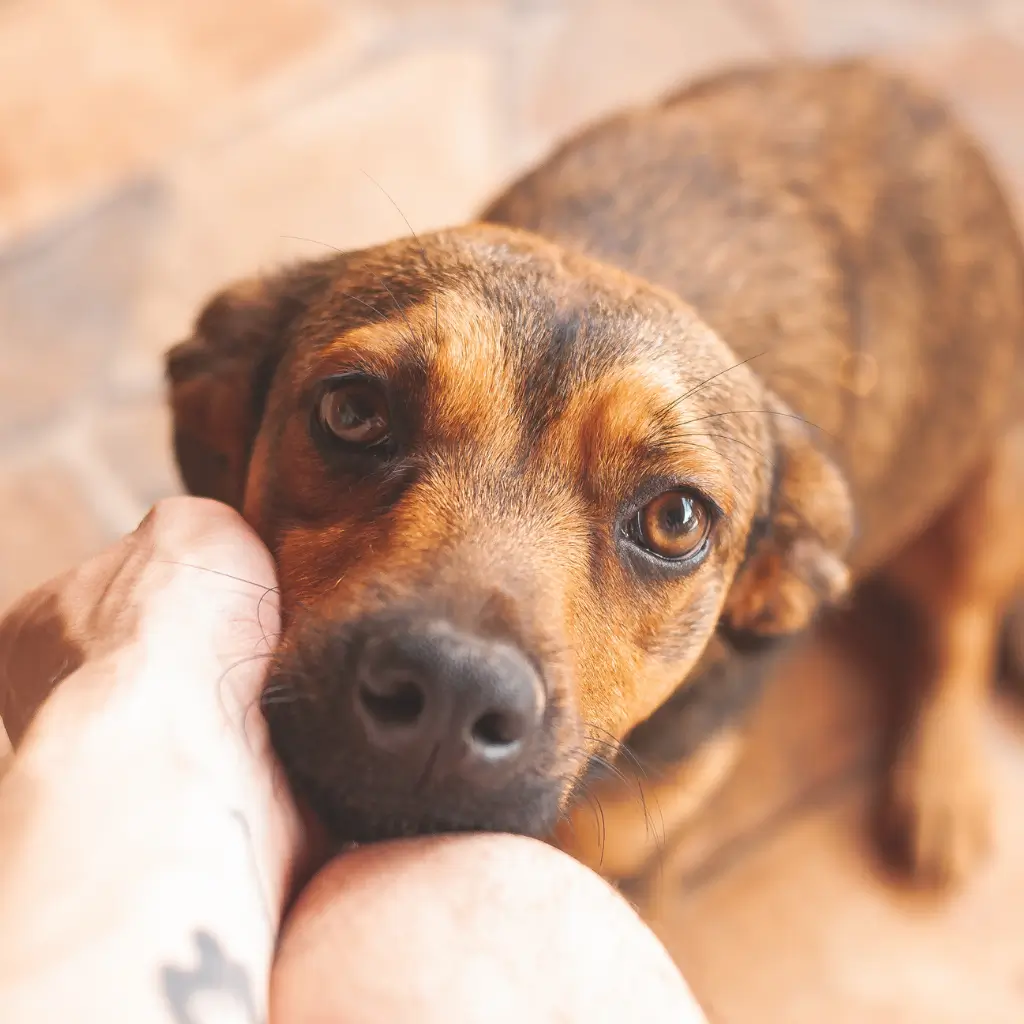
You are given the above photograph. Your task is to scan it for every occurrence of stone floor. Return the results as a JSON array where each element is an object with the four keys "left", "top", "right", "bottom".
[{"left": 1, "top": 1, "right": 1023, "bottom": 1020}]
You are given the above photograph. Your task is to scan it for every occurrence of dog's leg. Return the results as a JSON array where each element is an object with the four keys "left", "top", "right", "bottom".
[
  {"left": 553, "top": 729, "right": 742, "bottom": 881},
  {"left": 882, "top": 424, "right": 1024, "bottom": 886}
]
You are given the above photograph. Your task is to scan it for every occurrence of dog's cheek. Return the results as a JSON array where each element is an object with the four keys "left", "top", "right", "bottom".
[
  {"left": 575, "top": 575, "right": 725, "bottom": 739},
  {"left": 241, "top": 426, "right": 280, "bottom": 546}
]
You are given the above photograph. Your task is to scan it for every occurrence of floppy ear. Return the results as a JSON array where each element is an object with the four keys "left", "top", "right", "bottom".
[
  {"left": 165, "top": 271, "right": 320, "bottom": 508},
  {"left": 722, "top": 396, "right": 854, "bottom": 643}
]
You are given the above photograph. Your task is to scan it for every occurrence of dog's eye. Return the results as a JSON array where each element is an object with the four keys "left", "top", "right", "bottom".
[
  {"left": 634, "top": 490, "right": 712, "bottom": 560},
  {"left": 318, "top": 379, "right": 391, "bottom": 447}
]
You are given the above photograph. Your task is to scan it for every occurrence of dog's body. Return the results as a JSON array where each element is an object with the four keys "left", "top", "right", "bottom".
[
  {"left": 483, "top": 59, "right": 1024, "bottom": 883},
  {"left": 485, "top": 61, "right": 1023, "bottom": 576},
  {"left": 167, "top": 60, "right": 1024, "bottom": 888}
]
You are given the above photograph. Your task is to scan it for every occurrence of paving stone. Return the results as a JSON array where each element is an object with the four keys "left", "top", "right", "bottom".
[
  {"left": 900, "top": 32, "right": 1024, "bottom": 216},
  {"left": 368, "top": 0, "right": 509, "bottom": 31},
  {"left": 0, "top": 179, "right": 167, "bottom": 438},
  {"left": 649, "top": 707, "right": 1024, "bottom": 1024},
  {"left": 0, "top": 455, "right": 116, "bottom": 614},
  {"left": 733, "top": 0, "right": 984, "bottom": 57},
  {"left": 89, "top": 399, "right": 183, "bottom": 509},
  {"left": 988, "top": 0, "right": 1024, "bottom": 45},
  {"left": 114, "top": 45, "right": 504, "bottom": 393},
  {"left": 510, "top": 0, "right": 773, "bottom": 166},
  {"left": 0, "top": 0, "right": 355, "bottom": 242}
]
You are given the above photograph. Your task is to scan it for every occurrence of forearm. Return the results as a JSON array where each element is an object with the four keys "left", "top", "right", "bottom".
[{"left": 0, "top": 704, "right": 277, "bottom": 1024}]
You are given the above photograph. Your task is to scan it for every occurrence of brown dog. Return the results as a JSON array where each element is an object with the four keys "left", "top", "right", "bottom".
[{"left": 166, "top": 59, "right": 1024, "bottom": 888}]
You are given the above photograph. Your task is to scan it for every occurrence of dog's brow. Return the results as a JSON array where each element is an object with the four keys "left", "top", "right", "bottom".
[{"left": 304, "top": 309, "right": 435, "bottom": 379}]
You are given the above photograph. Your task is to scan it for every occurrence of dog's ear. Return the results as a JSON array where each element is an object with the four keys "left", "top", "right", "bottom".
[
  {"left": 722, "top": 396, "right": 854, "bottom": 642},
  {"left": 165, "top": 270, "right": 322, "bottom": 508}
]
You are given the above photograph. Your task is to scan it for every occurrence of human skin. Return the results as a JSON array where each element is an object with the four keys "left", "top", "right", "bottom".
[{"left": 0, "top": 496, "right": 705, "bottom": 1023}]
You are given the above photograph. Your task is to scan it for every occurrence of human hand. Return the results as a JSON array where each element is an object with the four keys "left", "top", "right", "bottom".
[
  {"left": 0, "top": 496, "right": 706, "bottom": 1024},
  {"left": 0, "top": 496, "right": 304, "bottom": 1023}
]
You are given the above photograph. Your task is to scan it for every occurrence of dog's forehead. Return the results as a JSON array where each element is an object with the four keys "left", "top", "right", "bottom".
[
  {"left": 297, "top": 281, "right": 730, "bottom": 435},
  {"left": 292, "top": 233, "right": 746, "bottom": 401},
  {"left": 271, "top": 231, "right": 765, "bottom": 504}
]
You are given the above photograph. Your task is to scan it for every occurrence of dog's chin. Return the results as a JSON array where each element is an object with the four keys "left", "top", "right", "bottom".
[{"left": 285, "top": 769, "right": 568, "bottom": 846}]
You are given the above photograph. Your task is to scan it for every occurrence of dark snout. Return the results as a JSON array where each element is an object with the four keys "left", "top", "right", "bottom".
[
  {"left": 263, "top": 610, "right": 574, "bottom": 844},
  {"left": 354, "top": 619, "right": 546, "bottom": 781}
]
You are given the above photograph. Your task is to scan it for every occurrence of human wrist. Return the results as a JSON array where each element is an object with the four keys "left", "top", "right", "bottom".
[
  {"left": 0, "top": 764, "right": 275, "bottom": 1024},
  {"left": 0, "top": 687, "right": 288, "bottom": 1024},
  {"left": 11, "top": 649, "right": 296, "bottom": 895}
]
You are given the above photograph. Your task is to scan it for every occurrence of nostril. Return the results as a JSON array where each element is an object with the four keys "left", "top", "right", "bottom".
[
  {"left": 358, "top": 678, "right": 425, "bottom": 727},
  {"left": 471, "top": 709, "right": 525, "bottom": 750}
]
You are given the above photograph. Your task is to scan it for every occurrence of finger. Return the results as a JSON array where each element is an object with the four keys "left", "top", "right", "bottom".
[
  {"left": 128, "top": 498, "right": 281, "bottom": 715},
  {"left": 139, "top": 497, "right": 276, "bottom": 593},
  {"left": 0, "top": 497, "right": 279, "bottom": 746}
]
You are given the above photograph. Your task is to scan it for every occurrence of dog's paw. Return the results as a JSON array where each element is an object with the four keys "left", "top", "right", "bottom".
[{"left": 880, "top": 698, "right": 992, "bottom": 888}]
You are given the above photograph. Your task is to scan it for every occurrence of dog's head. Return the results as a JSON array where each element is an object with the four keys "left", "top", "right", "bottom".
[{"left": 167, "top": 225, "right": 852, "bottom": 842}]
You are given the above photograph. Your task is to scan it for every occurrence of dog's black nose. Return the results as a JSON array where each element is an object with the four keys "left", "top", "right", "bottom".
[{"left": 353, "top": 621, "right": 545, "bottom": 781}]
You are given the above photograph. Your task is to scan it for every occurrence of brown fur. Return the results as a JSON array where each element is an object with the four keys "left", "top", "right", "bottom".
[{"left": 166, "top": 59, "right": 1024, "bottom": 885}]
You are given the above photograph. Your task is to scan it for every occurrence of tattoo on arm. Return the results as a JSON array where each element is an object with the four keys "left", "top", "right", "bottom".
[{"left": 161, "top": 931, "right": 263, "bottom": 1024}]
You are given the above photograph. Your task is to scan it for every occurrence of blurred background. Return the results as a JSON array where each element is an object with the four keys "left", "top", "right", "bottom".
[{"left": 1, "top": 1, "right": 1023, "bottom": 1020}]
